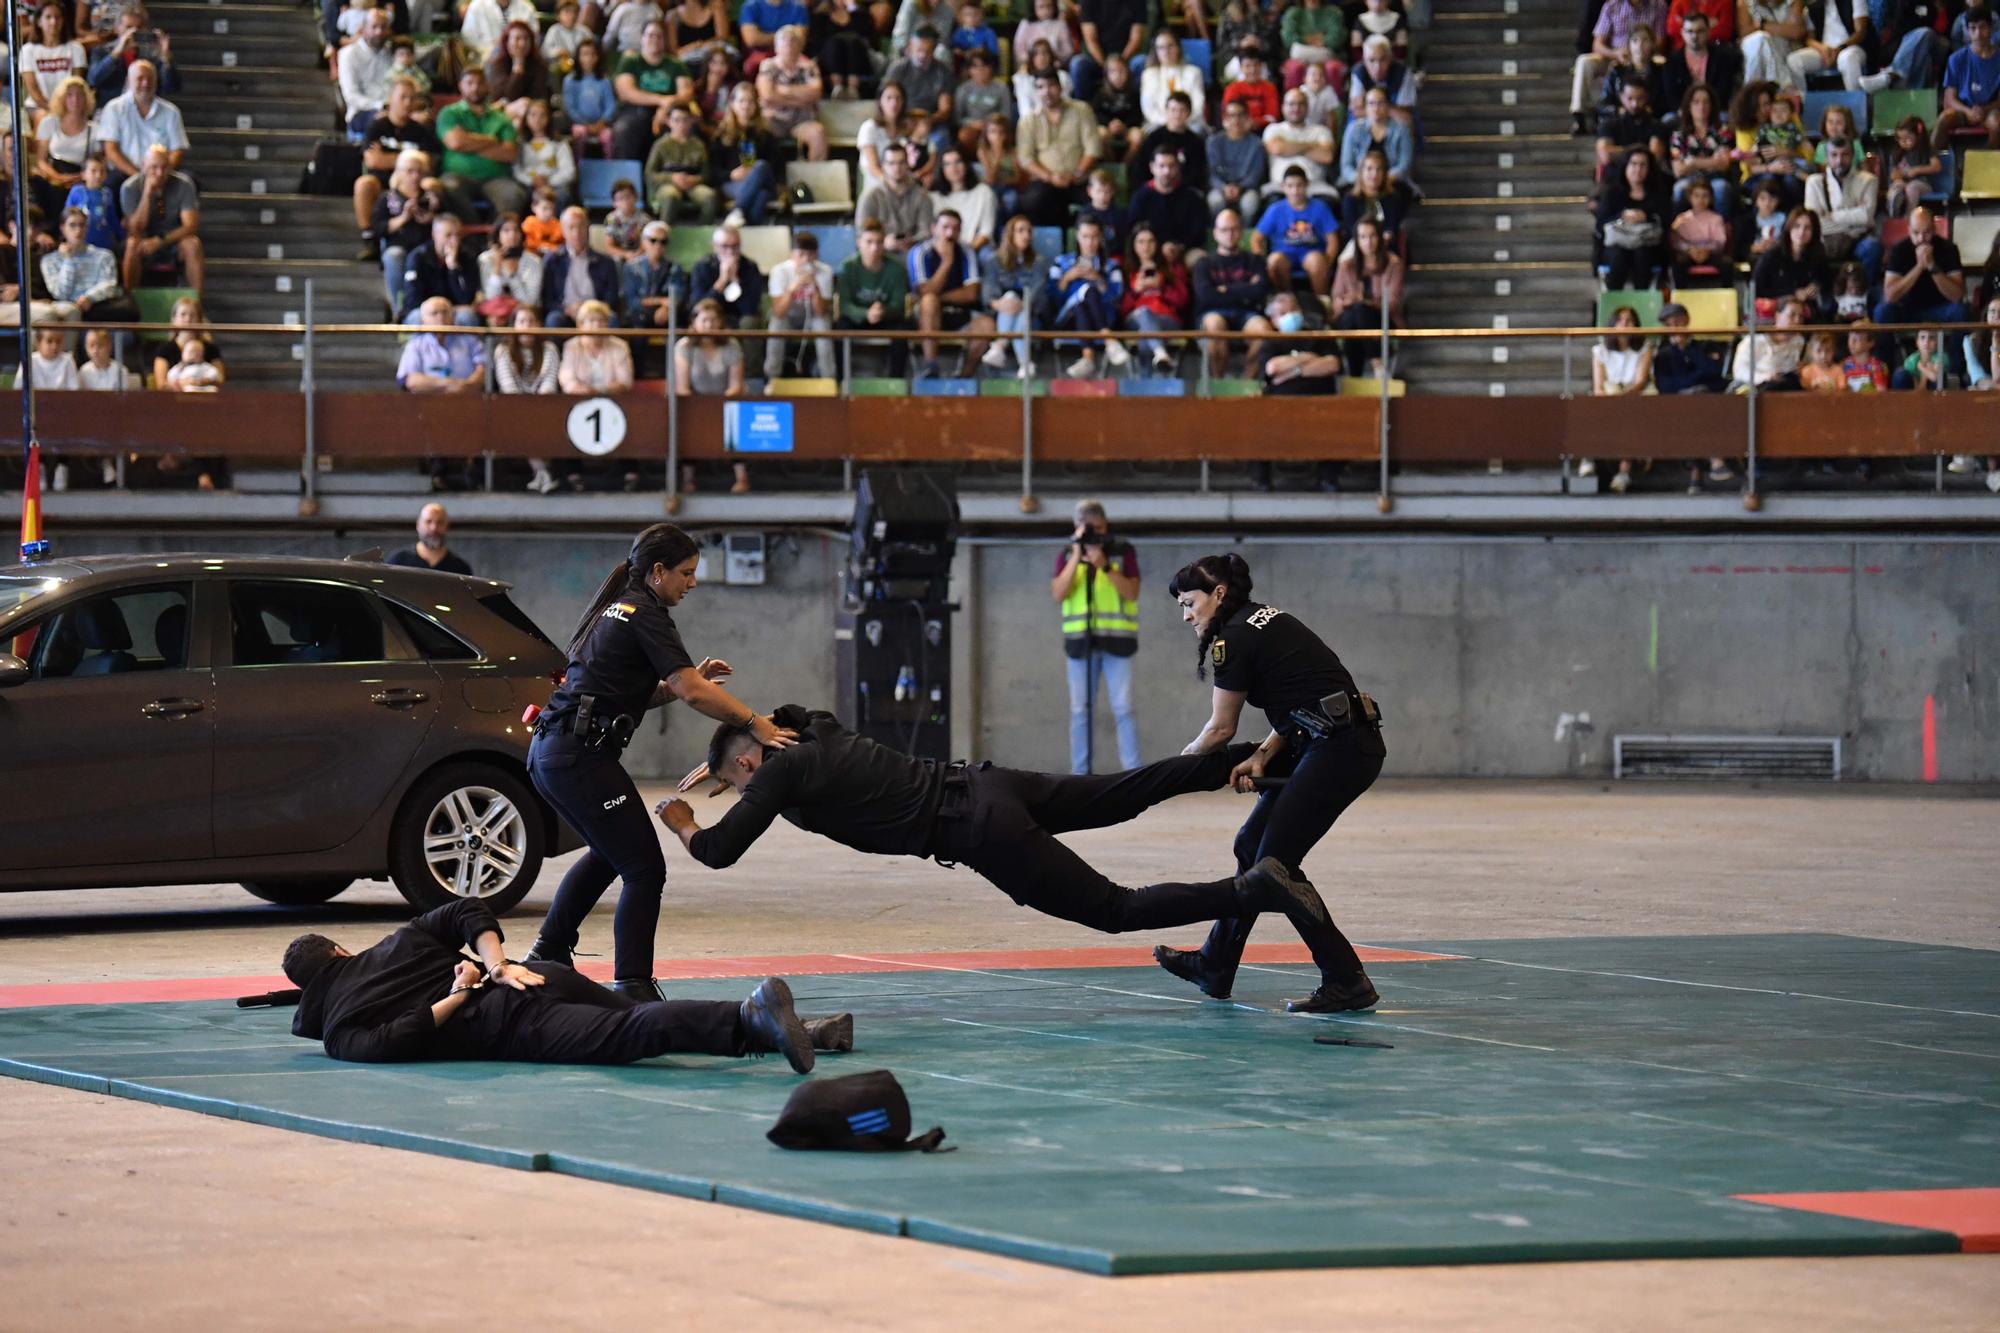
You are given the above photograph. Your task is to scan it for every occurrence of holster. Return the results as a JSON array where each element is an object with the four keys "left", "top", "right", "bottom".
[{"left": 1288, "top": 690, "right": 1383, "bottom": 742}]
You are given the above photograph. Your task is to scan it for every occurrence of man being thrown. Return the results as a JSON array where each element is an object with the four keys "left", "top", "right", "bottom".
[
  {"left": 281, "top": 898, "right": 847, "bottom": 1071},
  {"left": 658, "top": 706, "right": 1363, "bottom": 1011}
]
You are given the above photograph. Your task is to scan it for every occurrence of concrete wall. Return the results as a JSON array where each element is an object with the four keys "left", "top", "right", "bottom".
[{"left": 51, "top": 529, "right": 2000, "bottom": 783}]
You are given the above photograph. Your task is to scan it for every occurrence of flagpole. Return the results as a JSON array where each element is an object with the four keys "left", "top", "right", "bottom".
[{"left": 8, "top": 0, "right": 47, "bottom": 560}]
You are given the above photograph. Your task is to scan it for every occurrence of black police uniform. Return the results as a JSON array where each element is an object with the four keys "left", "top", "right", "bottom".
[
  {"left": 291, "top": 900, "right": 745, "bottom": 1064},
  {"left": 527, "top": 583, "right": 697, "bottom": 981},
  {"left": 687, "top": 705, "right": 1339, "bottom": 944},
  {"left": 1168, "top": 601, "right": 1386, "bottom": 1000}
]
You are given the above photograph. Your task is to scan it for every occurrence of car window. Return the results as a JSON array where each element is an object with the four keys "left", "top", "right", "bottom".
[
  {"left": 386, "top": 601, "right": 479, "bottom": 662},
  {"left": 20, "top": 583, "right": 194, "bottom": 679},
  {"left": 229, "top": 581, "right": 386, "bottom": 667}
]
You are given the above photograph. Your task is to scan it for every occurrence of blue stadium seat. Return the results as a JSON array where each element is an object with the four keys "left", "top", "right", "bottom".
[
  {"left": 579, "top": 158, "right": 644, "bottom": 210},
  {"left": 1119, "top": 377, "right": 1187, "bottom": 396},
  {"left": 1032, "top": 225, "right": 1063, "bottom": 257},
  {"left": 1802, "top": 89, "right": 1868, "bottom": 140},
  {"left": 1182, "top": 39, "right": 1212, "bottom": 84},
  {"left": 801, "top": 224, "right": 857, "bottom": 270},
  {"left": 912, "top": 377, "right": 979, "bottom": 396}
]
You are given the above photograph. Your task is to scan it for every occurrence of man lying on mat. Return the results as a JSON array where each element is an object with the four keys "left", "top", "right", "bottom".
[
  {"left": 656, "top": 704, "right": 1362, "bottom": 1012},
  {"left": 279, "top": 899, "right": 850, "bottom": 1072}
]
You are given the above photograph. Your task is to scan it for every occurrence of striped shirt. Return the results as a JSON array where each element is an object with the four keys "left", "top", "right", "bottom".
[{"left": 40, "top": 244, "right": 120, "bottom": 307}]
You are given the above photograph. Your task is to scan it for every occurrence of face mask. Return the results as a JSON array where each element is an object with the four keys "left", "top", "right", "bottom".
[{"left": 1276, "top": 311, "right": 1305, "bottom": 334}]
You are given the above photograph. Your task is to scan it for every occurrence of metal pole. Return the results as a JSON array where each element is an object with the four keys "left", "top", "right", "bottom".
[
  {"left": 1744, "top": 300, "right": 1759, "bottom": 502},
  {"left": 1018, "top": 303, "right": 1035, "bottom": 512},
  {"left": 300, "top": 278, "right": 317, "bottom": 511},
  {"left": 665, "top": 302, "right": 679, "bottom": 510},
  {"left": 1377, "top": 298, "right": 1391, "bottom": 508},
  {"left": 8, "top": 0, "right": 37, "bottom": 470},
  {"left": 839, "top": 336, "right": 853, "bottom": 491},
  {"left": 1561, "top": 333, "right": 1573, "bottom": 399}
]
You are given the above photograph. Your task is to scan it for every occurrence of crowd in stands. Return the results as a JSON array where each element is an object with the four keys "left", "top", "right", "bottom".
[
  {"left": 305, "top": 0, "right": 1425, "bottom": 432},
  {"left": 1576, "top": 0, "right": 2000, "bottom": 491}
]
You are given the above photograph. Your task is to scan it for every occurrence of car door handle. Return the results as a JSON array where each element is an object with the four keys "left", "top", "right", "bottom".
[
  {"left": 142, "top": 697, "right": 206, "bottom": 719},
  {"left": 370, "top": 688, "right": 431, "bottom": 708}
]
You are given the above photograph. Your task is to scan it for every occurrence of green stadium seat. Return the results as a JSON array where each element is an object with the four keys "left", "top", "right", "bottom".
[
  {"left": 1205, "top": 377, "right": 1263, "bottom": 397},
  {"left": 1597, "top": 288, "right": 1663, "bottom": 326},
  {"left": 979, "top": 376, "right": 1047, "bottom": 395},
  {"left": 1870, "top": 88, "right": 1938, "bottom": 138},
  {"left": 846, "top": 376, "right": 908, "bottom": 396},
  {"left": 666, "top": 226, "right": 713, "bottom": 268},
  {"left": 132, "top": 286, "right": 195, "bottom": 329}
]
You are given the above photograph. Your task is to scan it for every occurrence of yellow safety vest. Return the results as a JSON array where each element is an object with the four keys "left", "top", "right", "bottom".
[{"left": 1060, "top": 552, "right": 1138, "bottom": 648}]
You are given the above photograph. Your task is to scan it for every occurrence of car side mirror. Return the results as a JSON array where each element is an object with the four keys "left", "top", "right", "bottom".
[{"left": 0, "top": 653, "right": 27, "bottom": 687}]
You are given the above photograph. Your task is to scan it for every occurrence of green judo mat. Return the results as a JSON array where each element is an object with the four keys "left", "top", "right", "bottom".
[{"left": 2, "top": 934, "right": 1996, "bottom": 1274}]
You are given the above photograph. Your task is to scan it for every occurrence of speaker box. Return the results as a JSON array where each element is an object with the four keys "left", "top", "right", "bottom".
[
  {"left": 834, "top": 604, "right": 951, "bottom": 762},
  {"left": 851, "top": 468, "right": 959, "bottom": 597}
]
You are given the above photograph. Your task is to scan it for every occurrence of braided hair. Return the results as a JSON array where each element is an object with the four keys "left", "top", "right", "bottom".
[
  {"left": 567, "top": 523, "right": 700, "bottom": 657},
  {"left": 1166, "top": 552, "right": 1253, "bottom": 680}
]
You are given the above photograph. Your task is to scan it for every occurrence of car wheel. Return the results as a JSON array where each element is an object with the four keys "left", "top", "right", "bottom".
[
  {"left": 388, "top": 763, "right": 545, "bottom": 914},
  {"left": 241, "top": 879, "right": 354, "bottom": 906}
]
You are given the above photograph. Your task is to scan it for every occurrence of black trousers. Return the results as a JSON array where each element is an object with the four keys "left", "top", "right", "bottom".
[
  {"left": 527, "top": 731, "right": 667, "bottom": 980},
  {"left": 1191, "top": 727, "right": 1384, "bottom": 989},
  {"left": 464, "top": 962, "right": 743, "bottom": 1064},
  {"left": 1019, "top": 181, "right": 1083, "bottom": 228}
]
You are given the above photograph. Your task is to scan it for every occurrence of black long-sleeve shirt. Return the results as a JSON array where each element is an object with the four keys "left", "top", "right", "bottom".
[
  {"left": 291, "top": 900, "right": 503, "bottom": 1062},
  {"left": 687, "top": 705, "right": 946, "bottom": 868}
]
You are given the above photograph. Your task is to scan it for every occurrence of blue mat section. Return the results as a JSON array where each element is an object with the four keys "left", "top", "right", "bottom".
[{"left": 2, "top": 935, "right": 1995, "bottom": 1274}]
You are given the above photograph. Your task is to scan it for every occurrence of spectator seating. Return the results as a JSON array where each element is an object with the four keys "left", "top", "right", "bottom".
[
  {"left": 1050, "top": 378, "right": 1117, "bottom": 397},
  {"left": 1338, "top": 376, "right": 1406, "bottom": 396},
  {"left": 912, "top": 377, "right": 978, "bottom": 396},
  {"left": 786, "top": 160, "right": 856, "bottom": 220},
  {"left": 580, "top": 158, "right": 645, "bottom": 210},
  {"left": 1803, "top": 90, "right": 1868, "bottom": 139},
  {"left": 821, "top": 101, "right": 875, "bottom": 151},
  {"left": 1673, "top": 288, "right": 1738, "bottom": 332},
  {"left": 1963, "top": 152, "right": 2000, "bottom": 204},
  {"left": 1031, "top": 226, "right": 1064, "bottom": 259},
  {"left": 767, "top": 377, "right": 840, "bottom": 396},
  {"left": 979, "top": 376, "right": 1048, "bottom": 396},
  {"left": 1597, "top": 289, "right": 1662, "bottom": 327},
  {"left": 1207, "top": 378, "right": 1263, "bottom": 397},
  {"left": 1120, "top": 377, "right": 1187, "bottom": 396},
  {"left": 1881, "top": 214, "right": 1952, "bottom": 251},
  {"left": 1870, "top": 89, "right": 1937, "bottom": 132},
  {"left": 134, "top": 287, "right": 197, "bottom": 329},
  {"left": 668, "top": 228, "right": 716, "bottom": 269},
  {"left": 1182, "top": 39, "right": 1213, "bottom": 84},
  {"left": 846, "top": 377, "right": 909, "bottom": 396},
  {"left": 738, "top": 225, "right": 793, "bottom": 273},
  {"left": 1953, "top": 214, "right": 2000, "bottom": 266},
  {"left": 798, "top": 225, "right": 858, "bottom": 270}
]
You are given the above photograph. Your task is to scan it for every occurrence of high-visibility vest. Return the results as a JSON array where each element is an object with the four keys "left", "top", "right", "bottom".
[{"left": 1060, "top": 551, "right": 1138, "bottom": 648}]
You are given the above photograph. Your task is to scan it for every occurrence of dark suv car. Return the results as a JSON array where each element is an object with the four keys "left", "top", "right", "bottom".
[{"left": 0, "top": 554, "right": 577, "bottom": 912}]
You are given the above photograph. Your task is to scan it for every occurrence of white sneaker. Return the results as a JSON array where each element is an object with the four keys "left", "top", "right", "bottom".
[
  {"left": 1859, "top": 70, "right": 1894, "bottom": 93},
  {"left": 1066, "top": 353, "right": 1096, "bottom": 378},
  {"left": 723, "top": 208, "right": 746, "bottom": 227},
  {"left": 52, "top": 463, "right": 69, "bottom": 492},
  {"left": 527, "top": 469, "right": 558, "bottom": 494},
  {"left": 101, "top": 458, "right": 116, "bottom": 486},
  {"left": 1104, "top": 339, "right": 1131, "bottom": 367},
  {"left": 1017, "top": 361, "right": 1034, "bottom": 379},
  {"left": 1610, "top": 470, "right": 1630, "bottom": 494},
  {"left": 980, "top": 343, "right": 1009, "bottom": 370},
  {"left": 1948, "top": 454, "right": 1977, "bottom": 474},
  {"left": 1152, "top": 350, "right": 1174, "bottom": 374},
  {"left": 1577, "top": 458, "right": 1597, "bottom": 477},
  {"left": 1987, "top": 469, "right": 2000, "bottom": 493}
]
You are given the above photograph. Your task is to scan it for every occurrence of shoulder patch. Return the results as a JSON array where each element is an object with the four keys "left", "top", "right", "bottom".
[
  {"left": 1211, "top": 639, "right": 1228, "bottom": 667},
  {"left": 1245, "top": 605, "right": 1282, "bottom": 630},
  {"left": 603, "top": 602, "right": 637, "bottom": 622}
]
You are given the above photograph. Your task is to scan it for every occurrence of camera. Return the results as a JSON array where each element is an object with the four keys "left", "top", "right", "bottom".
[{"left": 1078, "top": 527, "right": 1114, "bottom": 550}]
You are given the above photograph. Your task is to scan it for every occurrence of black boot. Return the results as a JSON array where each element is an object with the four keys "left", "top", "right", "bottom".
[
  {"left": 1286, "top": 974, "right": 1381, "bottom": 1013},
  {"left": 1152, "top": 944, "right": 1235, "bottom": 999},
  {"left": 740, "top": 976, "right": 814, "bottom": 1074},
  {"left": 611, "top": 977, "right": 664, "bottom": 1002},
  {"left": 1238, "top": 856, "right": 1332, "bottom": 926},
  {"left": 524, "top": 935, "right": 575, "bottom": 968},
  {"left": 804, "top": 1012, "right": 855, "bottom": 1052}
]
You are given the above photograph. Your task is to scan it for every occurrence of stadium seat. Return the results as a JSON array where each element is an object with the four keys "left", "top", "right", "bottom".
[
  {"left": 132, "top": 286, "right": 195, "bottom": 329},
  {"left": 1961, "top": 151, "right": 2000, "bottom": 202},
  {"left": 786, "top": 160, "right": 855, "bottom": 219},
  {"left": 1050, "top": 378, "right": 1117, "bottom": 396},
  {"left": 1205, "top": 377, "right": 1263, "bottom": 396},
  {"left": 979, "top": 376, "right": 1047, "bottom": 395},
  {"left": 1802, "top": 89, "right": 1868, "bottom": 139},
  {"left": 1032, "top": 225, "right": 1063, "bottom": 258},
  {"left": 1597, "top": 288, "right": 1663, "bottom": 326},
  {"left": 1917, "top": 150, "right": 1957, "bottom": 205},
  {"left": 1118, "top": 377, "right": 1186, "bottom": 396},
  {"left": 767, "top": 377, "right": 840, "bottom": 396},
  {"left": 579, "top": 158, "right": 644, "bottom": 210},
  {"left": 667, "top": 226, "right": 714, "bottom": 268},
  {"left": 1673, "top": 287, "right": 1738, "bottom": 334},
  {"left": 820, "top": 99, "right": 875, "bottom": 150},
  {"left": 1870, "top": 88, "right": 1937, "bottom": 136},
  {"left": 1952, "top": 213, "right": 2000, "bottom": 271},
  {"left": 912, "top": 377, "right": 979, "bottom": 396},
  {"left": 846, "top": 376, "right": 909, "bottom": 395},
  {"left": 1881, "top": 214, "right": 1951, "bottom": 252},
  {"left": 1182, "top": 38, "right": 1212, "bottom": 83},
  {"left": 738, "top": 225, "right": 794, "bottom": 272},
  {"left": 799, "top": 224, "right": 857, "bottom": 270},
  {"left": 1337, "top": 376, "right": 1406, "bottom": 396},
  {"left": 589, "top": 223, "right": 608, "bottom": 252}
]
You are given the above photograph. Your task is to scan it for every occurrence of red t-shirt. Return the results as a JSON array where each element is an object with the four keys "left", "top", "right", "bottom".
[{"left": 1222, "top": 80, "right": 1282, "bottom": 130}]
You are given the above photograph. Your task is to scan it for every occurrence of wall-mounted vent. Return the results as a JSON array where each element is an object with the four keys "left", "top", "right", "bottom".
[{"left": 1614, "top": 735, "right": 1841, "bottom": 782}]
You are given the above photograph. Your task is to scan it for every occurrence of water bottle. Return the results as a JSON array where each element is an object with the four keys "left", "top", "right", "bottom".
[{"left": 893, "top": 665, "right": 914, "bottom": 703}]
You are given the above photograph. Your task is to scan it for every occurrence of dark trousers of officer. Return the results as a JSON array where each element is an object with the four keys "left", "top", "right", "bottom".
[
  {"left": 1193, "top": 728, "right": 1384, "bottom": 990},
  {"left": 527, "top": 732, "right": 667, "bottom": 980},
  {"left": 461, "top": 961, "right": 744, "bottom": 1064},
  {"left": 934, "top": 743, "right": 1330, "bottom": 939}
]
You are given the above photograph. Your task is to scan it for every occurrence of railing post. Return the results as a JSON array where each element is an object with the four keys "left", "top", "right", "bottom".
[
  {"left": 1744, "top": 301, "right": 1759, "bottom": 509},
  {"left": 1561, "top": 332, "right": 1573, "bottom": 399},
  {"left": 1377, "top": 300, "right": 1392, "bottom": 512},
  {"left": 665, "top": 303, "right": 680, "bottom": 513},
  {"left": 300, "top": 278, "right": 317, "bottom": 516},
  {"left": 1019, "top": 305, "right": 1037, "bottom": 513}
]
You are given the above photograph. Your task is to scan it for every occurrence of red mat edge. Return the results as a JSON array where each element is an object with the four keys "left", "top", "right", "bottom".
[
  {"left": 0, "top": 943, "right": 1460, "bottom": 1010},
  {"left": 1735, "top": 1189, "right": 2000, "bottom": 1253}
]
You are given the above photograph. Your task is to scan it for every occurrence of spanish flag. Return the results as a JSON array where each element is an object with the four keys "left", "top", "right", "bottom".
[{"left": 19, "top": 440, "right": 49, "bottom": 562}]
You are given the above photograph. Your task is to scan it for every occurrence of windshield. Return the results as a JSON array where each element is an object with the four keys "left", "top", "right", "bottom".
[{"left": 1, "top": 575, "right": 64, "bottom": 614}]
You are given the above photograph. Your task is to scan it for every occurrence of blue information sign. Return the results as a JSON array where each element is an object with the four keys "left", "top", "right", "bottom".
[{"left": 723, "top": 401, "right": 795, "bottom": 453}]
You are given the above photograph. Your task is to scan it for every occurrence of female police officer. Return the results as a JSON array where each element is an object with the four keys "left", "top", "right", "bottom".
[
  {"left": 1154, "top": 552, "right": 1386, "bottom": 1013},
  {"left": 524, "top": 524, "right": 796, "bottom": 1000}
]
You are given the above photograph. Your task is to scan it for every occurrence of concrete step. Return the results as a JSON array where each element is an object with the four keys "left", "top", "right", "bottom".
[
  {"left": 207, "top": 258, "right": 392, "bottom": 305},
  {"left": 1421, "top": 200, "right": 1591, "bottom": 233},
  {"left": 1422, "top": 51, "right": 1575, "bottom": 76},
  {"left": 187, "top": 160, "right": 319, "bottom": 193},
  {"left": 172, "top": 32, "right": 322, "bottom": 68},
  {"left": 1407, "top": 299, "right": 1598, "bottom": 328},
  {"left": 203, "top": 225, "right": 376, "bottom": 262},
  {"left": 185, "top": 98, "right": 338, "bottom": 133},
  {"left": 1421, "top": 165, "right": 1591, "bottom": 196},
  {"left": 1418, "top": 234, "right": 1593, "bottom": 263},
  {"left": 155, "top": 1, "right": 306, "bottom": 34},
  {"left": 204, "top": 192, "right": 360, "bottom": 227},
  {"left": 1423, "top": 136, "right": 1595, "bottom": 168}
]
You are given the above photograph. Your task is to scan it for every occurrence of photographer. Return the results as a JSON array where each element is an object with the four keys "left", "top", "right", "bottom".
[
  {"left": 375, "top": 158, "right": 445, "bottom": 318},
  {"left": 1050, "top": 499, "right": 1141, "bottom": 773}
]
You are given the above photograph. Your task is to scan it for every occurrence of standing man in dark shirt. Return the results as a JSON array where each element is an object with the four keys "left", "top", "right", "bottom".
[
  {"left": 1194, "top": 209, "right": 1273, "bottom": 378},
  {"left": 355, "top": 77, "right": 444, "bottom": 257},
  {"left": 385, "top": 502, "right": 473, "bottom": 574},
  {"left": 1072, "top": 0, "right": 1151, "bottom": 102},
  {"left": 658, "top": 706, "right": 1357, "bottom": 993},
  {"left": 279, "top": 898, "right": 828, "bottom": 1072},
  {"left": 1127, "top": 145, "right": 1209, "bottom": 263}
]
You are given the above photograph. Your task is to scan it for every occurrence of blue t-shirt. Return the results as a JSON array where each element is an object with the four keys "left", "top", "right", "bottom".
[
  {"left": 949, "top": 25, "right": 999, "bottom": 56},
  {"left": 740, "top": 0, "right": 810, "bottom": 34},
  {"left": 1943, "top": 45, "right": 2000, "bottom": 109},
  {"left": 1255, "top": 196, "right": 1339, "bottom": 263},
  {"left": 63, "top": 184, "right": 122, "bottom": 250}
]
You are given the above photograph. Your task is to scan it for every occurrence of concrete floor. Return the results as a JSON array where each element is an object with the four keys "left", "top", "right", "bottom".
[{"left": 4, "top": 780, "right": 1998, "bottom": 1329}]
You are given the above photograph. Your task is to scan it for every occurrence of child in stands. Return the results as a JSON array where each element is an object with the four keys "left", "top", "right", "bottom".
[
  {"left": 62, "top": 156, "right": 120, "bottom": 252},
  {"left": 1747, "top": 180, "right": 1786, "bottom": 259},
  {"left": 1832, "top": 262, "right": 1870, "bottom": 321},
  {"left": 601, "top": 178, "right": 653, "bottom": 263},
  {"left": 1840, "top": 327, "right": 1889, "bottom": 391},
  {"left": 1076, "top": 168, "right": 1128, "bottom": 256},
  {"left": 1893, "top": 328, "right": 1952, "bottom": 390},
  {"left": 1670, "top": 177, "right": 1728, "bottom": 286},
  {"left": 1799, "top": 332, "right": 1844, "bottom": 391},
  {"left": 78, "top": 328, "right": 133, "bottom": 391},
  {"left": 523, "top": 187, "right": 564, "bottom": 254},
  {"left": 1884, "top": 116, "right": 1940, "bottom": 217}
]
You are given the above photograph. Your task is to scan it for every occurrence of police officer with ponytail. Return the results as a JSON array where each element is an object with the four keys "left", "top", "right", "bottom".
[
  {"left": 524, "top": 524, "right": 798, "bottom": 1000},
  {"left": 1156, "top": 552, "right": 1387, "bottom": 1014}
]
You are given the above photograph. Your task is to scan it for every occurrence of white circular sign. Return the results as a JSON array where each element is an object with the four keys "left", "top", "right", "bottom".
[{"left": 566, "top": 397, "right": 627, "bottom": 457}]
